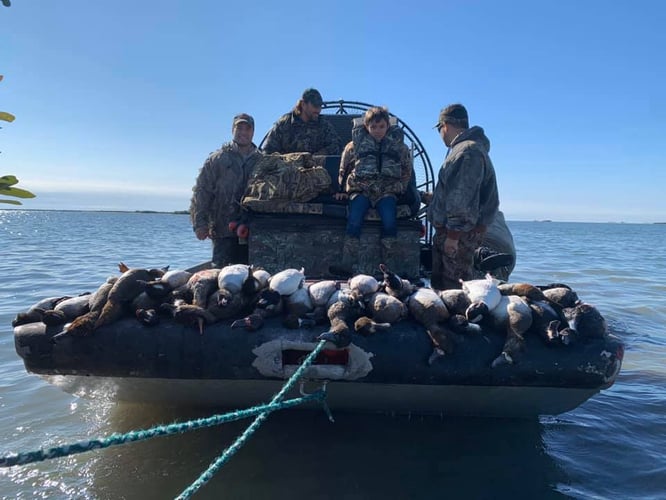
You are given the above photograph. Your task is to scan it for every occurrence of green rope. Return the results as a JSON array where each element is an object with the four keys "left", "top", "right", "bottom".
[
  {"left": 0, "top": 390, "right": 325, "bottom": 468},
  {"left": 176, "top": 338, "right": 330, "bottom": 500}
]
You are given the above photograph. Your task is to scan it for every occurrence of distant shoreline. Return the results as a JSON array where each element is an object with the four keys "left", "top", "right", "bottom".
[
  {"left": 1, "top": 208, "right": 663, "bottom": 224},
  {"left": 0, "top": 208, "right": 190, "bottom": 215}
]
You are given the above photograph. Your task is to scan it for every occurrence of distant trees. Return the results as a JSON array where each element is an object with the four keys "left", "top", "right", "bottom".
[{"left": 1, "top": 74, "right": 36, "bottom": 205}]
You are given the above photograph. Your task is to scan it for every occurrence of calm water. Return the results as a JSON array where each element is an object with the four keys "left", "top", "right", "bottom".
[{"left": 1, "top": 211, "right": 665, "bottom": 499}]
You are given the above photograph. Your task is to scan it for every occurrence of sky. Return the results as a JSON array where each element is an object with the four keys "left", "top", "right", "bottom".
[{"left": 2, "top": 0, "right": 665, "bottom": 222}]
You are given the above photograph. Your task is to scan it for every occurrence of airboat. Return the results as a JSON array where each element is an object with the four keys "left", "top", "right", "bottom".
[{"left": 11, "top": 100, "right": 624, "bottom": 417}]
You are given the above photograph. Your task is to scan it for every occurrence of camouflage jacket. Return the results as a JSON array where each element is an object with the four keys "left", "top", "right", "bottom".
[
  {"left": 427, "top": 126, "right": 499, "bottom": 236},
  {"left": 190, "top": 141, "right": 262, "bottom": 238},
  {"left": 262, "top": 112, "right": 342, "bottom": 155},
  {"left": 339, "top": 135, "right": 413, "bottom": 205},
  {"left": 351, "top": 125, "right": 404, "bottom": 179}
]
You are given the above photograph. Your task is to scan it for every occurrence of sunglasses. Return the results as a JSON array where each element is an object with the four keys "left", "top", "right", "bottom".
[{"left": 436, "top": 123, "right": 444, "bottom": 132}]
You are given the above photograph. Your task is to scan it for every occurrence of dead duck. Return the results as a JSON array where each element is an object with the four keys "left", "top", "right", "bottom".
[
  {"left": 354, "top": 316, "right": 392, "bottom": 336},
  {"left": 378, "top": 264, "right": 414, "bottom": 301},
  {"left": 486, "top": 295, "right": 534, "bottom": 368},
  {"left": 541, "top": 285, "right": 580, "bottom": 309},
  {"left": 498, "top": 282, "right": 549, "bottom": 302},
  {"left": 269, "top": 268, "right": 306, "bottom": 296},
  {"left": 308, "top": 280, "right": 339, "bottom": 307},
  {"left": 254, "top": 289, "right": 283, "bottom": 317},
  {"left": 349, "top": 274, "right": 379, "bottom": 299},
  {"left": 529, "top": 300, "right": 569, "bottom": 346},
  {"left": 407, "top": 287, "right": 453, "bottom": 364},
  {"left": 16, "top": 308, "right": 69, "bottom": 328},
  {"left": 54, "top": 279, "right": 116, "bottom": 340},
  {"left": 130, "top": 290, "right": 162, "bottom": 313},
  {"left": 159, "top": 300, "right": 216, "bottom": 335},
  {"left": 461, "top": 274, "right": 502, "bottom": 323},
  {"left": 206, "top": 288, "right": 251, "bottom": 321},
  {"left": 12, "top": 307, "right": 48, "bottom": 327},
  {"left": 221, "top": 264, "right": 264, "bottom": 297},
  {"left": 462, "top": 274, "right": 501, "bottom": 306},
  {"left": 229, "top": 289, "right": 285, "bottom": 331},
  {"left": 307, "top": 279, "right": 340, "bottom": 324},
  {"left": 136, "top": 308, "right": 160, "bottom": 326},
  {"left": 53, "top": 294, "right": 91, "bottom": 321},
  {"left": 94, "top": 267, "right": 164, "bottom": 329},
  {"left": 12, "top": 295, "right": 72, "bottom": 327},
  {"left": 187, "top": 268, "right": 221, "bottom": 308},
  {"left": 210, "top": 266, "right": 262, "bottom": 320},
  {"left": 285, "top": 286, "right": 314, "bottom": 317},
  {"left": 438, "top": 289, "right": 471, "bottom": 316},
  {"left": 118, "top": 261, "right": 168, "bottom": 275},
  {"left": 252, "top": 268, "right": 271, "bottom": 290},
  {"left": 365, "top": 291, "right": 407, "bottom": 324},
  {"left": 218, "top": 264, "right": 251, "bottom": 293},
  {"left": 169, "top": 283, "right": 193, "bottom": 304},
  {"left": 230, "top": 313, "right": 265, "bottom": 332},
  {"left": 563, "top": 303, "right": 607, "bottom": 339},
  {"left": 40, "top": 309, "right": 67, "bottom": 326},
  {"left": 318, "top": 290, "right": 365, "bottom": 348},
  {"left": 140, "top": 269, "right": 193, "bottom": 299}
]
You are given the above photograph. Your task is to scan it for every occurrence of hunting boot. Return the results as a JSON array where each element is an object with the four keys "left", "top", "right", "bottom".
[
  {"left": 380, "top": 237, "right": 399, "bottom": 275},
  {"left": 329, "top": 236, "right": 360, "bottom": 278}
]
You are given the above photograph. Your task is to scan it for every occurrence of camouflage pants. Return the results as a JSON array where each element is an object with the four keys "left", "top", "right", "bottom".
[
  {"left": 431, "top": 229, "right": 484, "bottom": 290},
  {"left": 212, "top": 237, "right": 248, "bottom": 268}
]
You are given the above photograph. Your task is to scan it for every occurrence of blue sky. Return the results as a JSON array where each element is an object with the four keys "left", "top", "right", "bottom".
[{"left": 2, "top": 0, "right": 665, "bottom": 222}]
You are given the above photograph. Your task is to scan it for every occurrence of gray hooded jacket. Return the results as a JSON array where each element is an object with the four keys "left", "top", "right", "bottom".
[{"left": 427, "top": 126, "right": 499, "bottom": 235}]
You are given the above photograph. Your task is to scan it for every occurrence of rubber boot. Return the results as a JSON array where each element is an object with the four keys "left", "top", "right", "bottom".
[{"left": 329, "top": 236, "right": 360, "bottom": 278}]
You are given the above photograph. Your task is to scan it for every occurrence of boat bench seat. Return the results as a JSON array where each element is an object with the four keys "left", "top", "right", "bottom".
[{"left": 243, "top": 155, "right": 420, "bottom": 220}]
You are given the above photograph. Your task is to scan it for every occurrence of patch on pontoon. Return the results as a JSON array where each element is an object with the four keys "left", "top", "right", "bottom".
[{"left": 251, "top": 340, "right": 373, "bottom": 380}]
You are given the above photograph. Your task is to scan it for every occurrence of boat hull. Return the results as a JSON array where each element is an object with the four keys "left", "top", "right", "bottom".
[
  {"left": 41, "top": 375, "right": 604, "bottom": 418},
  {"left": 14, "top": 316, "right": 623, "bottom": 417}
]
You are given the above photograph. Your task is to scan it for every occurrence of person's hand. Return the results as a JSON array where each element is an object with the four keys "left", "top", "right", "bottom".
[
  {"left": 474, "top": 224, "right": 487, "bottom": 236},
  {"left": 334, "top": 192, "right": 348, "bottom": 201},
  {"left": 194, "top": 227, "right": 209, "bottom": 240},
  {"left": 444, "top": 237, "right": 459, "bottom": 258},
  {"left": 419, "top": 191, "right": 433, "bottom": 205}
]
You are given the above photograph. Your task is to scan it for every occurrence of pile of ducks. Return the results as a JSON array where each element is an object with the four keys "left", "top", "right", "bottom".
[{"left": 12, "top": 262, "right": 608, "bottom": 368}]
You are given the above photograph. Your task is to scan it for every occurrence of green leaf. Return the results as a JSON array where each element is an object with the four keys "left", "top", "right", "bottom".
[
  {"left": 0, "top": 186, "right": 36, "bottom": 198},
  {"left": 0, "top": 175, "right": 19, "bottom": 187},
  {"left": 0, "top": 199, "right": 22, "bottom": 205}
]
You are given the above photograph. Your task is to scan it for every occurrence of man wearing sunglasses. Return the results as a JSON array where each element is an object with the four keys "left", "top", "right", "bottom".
[{"left": 428, "top": 103, "right": 500, "bottom": 290}]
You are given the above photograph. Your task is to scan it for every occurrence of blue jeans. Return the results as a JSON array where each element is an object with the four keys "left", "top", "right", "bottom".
[{"left": 346, "top": 194, "right": 397, "bottom": 239}]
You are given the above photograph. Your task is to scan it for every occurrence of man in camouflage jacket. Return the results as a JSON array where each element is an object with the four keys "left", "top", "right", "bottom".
[
  {"left": 190, "top": 113, "right": 262, "bottom": 267},
  {"left": 262, "top": 88, "right": 341, "bottom": 155},
  {"left": 428, "top": 104, "right": 500, "bottom": 289}
]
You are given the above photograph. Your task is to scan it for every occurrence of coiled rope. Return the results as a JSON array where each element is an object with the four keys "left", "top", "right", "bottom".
[{"left": 1, "top": 338, "right": 332, "bottom": 499}]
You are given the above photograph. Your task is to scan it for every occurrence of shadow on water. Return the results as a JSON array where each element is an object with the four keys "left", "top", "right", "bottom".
[{"left": 86, "top": 404, "right": 572, "bottom": 500}]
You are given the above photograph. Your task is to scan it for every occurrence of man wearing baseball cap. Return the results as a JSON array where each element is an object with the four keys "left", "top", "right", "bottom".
[
  {"left": 262, "top": 88, "right": 342, "bottom": 155},
  {"left": 427, "top": 103, "right": 501, "bottom": 289},
  {"left": 190, "top": 113, "right": 262, "bottom": 267}
]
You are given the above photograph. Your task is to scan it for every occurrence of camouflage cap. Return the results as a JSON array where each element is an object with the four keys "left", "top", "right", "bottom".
[
  {"left": 434, "top": 103, "right": 468, "bottom": 128},
  {"left": 233, "top": 113, "right": 254, "bottom": 128},
  {"left": 302, "top": 88, "right": 323, "bottom": 107}
]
